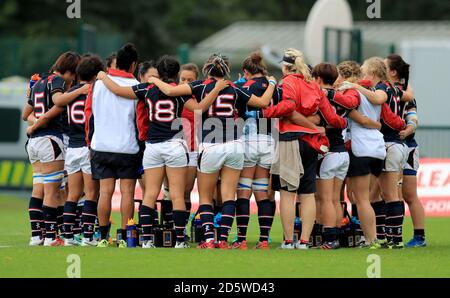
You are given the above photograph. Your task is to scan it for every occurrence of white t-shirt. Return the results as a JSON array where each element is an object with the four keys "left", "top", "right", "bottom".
[
  {"left": 91, "top": 73, "right": 140, "bottom": 154},
  {"left": 350, "top": 91, "right": 386, "bottom": 160}
]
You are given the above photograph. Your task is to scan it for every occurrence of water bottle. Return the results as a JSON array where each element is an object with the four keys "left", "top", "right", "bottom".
[
  {"left": 29, "top": 73, "right": 40, "bottom": 89},
  {"left": 244, "top": 118, "right": 258, "bottom": 137},
  {"left": 213, "top": 212, "right": 222, "bottom": 228},
  {"left": 126, "top": 219, "right": 137, "bottom": 248}
]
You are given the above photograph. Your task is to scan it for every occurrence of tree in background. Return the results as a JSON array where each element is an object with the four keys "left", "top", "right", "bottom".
[{"left": 0, "top": 0, "right": 449, "bottom": 77}]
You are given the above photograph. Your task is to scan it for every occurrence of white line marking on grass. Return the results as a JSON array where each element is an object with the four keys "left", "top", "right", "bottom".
[{"left": 0, "top": 245, "right": 12, "bottom": 248}]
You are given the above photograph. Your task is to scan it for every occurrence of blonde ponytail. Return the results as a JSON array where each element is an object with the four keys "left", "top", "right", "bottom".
[{"left": 283, "top": 48, "right": 313, "bottom": 83}]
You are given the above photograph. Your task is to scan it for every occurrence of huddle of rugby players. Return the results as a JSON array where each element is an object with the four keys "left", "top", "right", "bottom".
[{"left": 23, "top": 42, "right": 425, "bottom": 250}]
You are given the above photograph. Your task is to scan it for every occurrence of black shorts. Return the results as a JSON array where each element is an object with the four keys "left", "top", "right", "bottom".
[
  {"left": 272, "top": 139, "right": 318, "bottom": 195},
  {"left": 347, "top": 150, "right": 383, "bottom": 178},
  {"left": 91, "top": 150, "right": 142, "bottom": 180}
]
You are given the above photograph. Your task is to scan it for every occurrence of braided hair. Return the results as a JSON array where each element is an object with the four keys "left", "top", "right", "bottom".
[{"left": 202, "top": 53, "right": 231, "bottom": 78}]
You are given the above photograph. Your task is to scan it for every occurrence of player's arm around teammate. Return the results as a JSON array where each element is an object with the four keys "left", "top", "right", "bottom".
[
  {"left": 59, "top": 56, "right": 104, "bottom": 246},
  {"left": 98, "top": 56, "right": 228, "bottom": 248},
  {"left": 149, "top": 54, "right": 275, "bottom": 249},
  {"left": 27, "top": 52, "right": 80, "bottom": 246},
  {"left": 233, "top": 51, "right": 279, "bottom": 250}
]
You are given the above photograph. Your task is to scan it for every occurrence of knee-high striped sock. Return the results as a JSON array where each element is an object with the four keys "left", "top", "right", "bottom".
[
  {"left": 270, "top": 200, "right": 276, "bottom": 217},
  {"left": 371, "top": 201, "right": 387, "bottom": 241},
  {"left": 139, "top": 205, "right": 155, "bottom": 242},
  {"left": 400, "top": 201, "right": 405, "bottom": 216},
  {"left": 235, "top": 198, "right": 250, "bottom": 242},
  {"left": 219, "top": 201, "right": 236, "bottom": 242},
  {"left": 199, "top": 204, "right": 215, "bottom": 242},
  {"left": 63, "top": 201, "right": 77, "bottom": 239},
  {"left": 57, "top": 206, "right": 64, "bottom": 236},
  {"left": 258, "top": 199, "right": 274, "bottom": 242},
  {"left": 73, "top": 201, "right": 83, "bottom": 236},
  {"left": 29, "top": 197, "right": 43, "bottom": 238},
  {"left": 43, "top": 205, "right": 57, "bottom": 240},
  {"left": 153, "top": 206, "right": 159, "bottom": 226},
  {"left": 173, "top": 210, "right": 187, "bottom": 243},
  {"left": 386, "top": 201, "right": 404, "bottom": 244},
  {"left": 161, "top": 200, "right": 173, "bottom": 227},
  {"left": 82, "top": 200, "right": 97, "bottom": 240}
]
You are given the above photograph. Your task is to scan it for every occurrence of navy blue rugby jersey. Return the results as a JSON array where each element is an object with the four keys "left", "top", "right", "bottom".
[
  {"left": 239, "top": 76, "right": 281, "bottom": 135},
  {"left": 133, "top": 82, "right": 189, "bottom": 144},
  {"left": 189, "top": 78, "right": 251, "bottom": 143},
  {"left": 321, "top": 88, "right": 352, "bottom": 152},
  {"left": 376, "top": 82, "right": 404, "bottom": 143},
  {"left": 28, "top": 73, "right": 65, "bottom": 137},
  {"left": 66, "top": 83, "right": 88, "bottom": 148}
]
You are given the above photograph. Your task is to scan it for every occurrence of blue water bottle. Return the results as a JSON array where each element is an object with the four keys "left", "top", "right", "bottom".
[{"left": 126, "top": 219, "right": 137, "bottom": 248}]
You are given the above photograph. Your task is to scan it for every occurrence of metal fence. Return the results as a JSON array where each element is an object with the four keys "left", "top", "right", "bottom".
[{"left": 0, "top": 25, "right": 123, "bottom": 79}]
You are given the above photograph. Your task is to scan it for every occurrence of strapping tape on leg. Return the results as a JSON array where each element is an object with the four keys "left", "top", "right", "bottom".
[
  {"left": 238, "top": 178, "right": 253, "bottom": 191},
  {"left": 32, "top": 173, "right": 44, "bottom": 184},
  {"left": 43, "top": 171, "right": 65, "bottom": 184},
  {"left": 252, "top": 178, "right": 269, "bottom": 192}
]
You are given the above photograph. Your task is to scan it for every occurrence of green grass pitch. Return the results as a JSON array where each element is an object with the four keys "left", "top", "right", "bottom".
[{"left": 1, "top": 193, "right": 449, "bottom": 278}]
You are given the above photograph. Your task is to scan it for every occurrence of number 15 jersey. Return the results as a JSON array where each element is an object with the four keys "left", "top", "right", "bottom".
[{"left": 189, "top": 78, "right": 251, "bottom": 143}]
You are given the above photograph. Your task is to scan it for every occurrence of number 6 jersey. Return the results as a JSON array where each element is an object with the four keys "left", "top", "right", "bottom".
[{"left": 66, "top": 83, "right": 88, "bottom": 148}]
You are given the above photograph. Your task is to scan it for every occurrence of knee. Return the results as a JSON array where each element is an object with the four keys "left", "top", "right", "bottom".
[{"left": 85, "top": 189, "right": 99, "bottom": 201}]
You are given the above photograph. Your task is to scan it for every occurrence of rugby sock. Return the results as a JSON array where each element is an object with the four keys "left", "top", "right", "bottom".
[
  {"left": 219, "top": 201, "right": 236, "bottom": 242},
  {"left": 386, "top": 201, "right": 404, "bottom": 244},
  {"left": 371, "top": 201, "right": 387, "bottom": 241},
  {"left": 73, "top": 202, "right": 83, "bottom": 236},
  {"left": 236, "top": 198, "right": 250, "bottom": 242},
  {"left": 57, "top": 206, "right": 64, "bottom": 236},
  {"left": 121, "top": 229, "right": 127, "bottom": 241},
  {"left": 173, "top": 210, "right": 187, "bottom": 242},
  {"left": 414, "top": 229, "right": 425, "bottom": 240},
  {"left": 400, "top": 201, "right": 406, "bottom": 217},
  {"left": 153, "top": 207, "right": 159, "bottom": 226},
  {"left": 139, "top": 205, "right": 154, "bottom": 241},
  {"left": 161, "top": 200, "right": 173, "bottom": 227},
  {"left": 199, "top": 204, "right": 215, "bottom": 242},
  {"left": 99, "top": 226, "right": 109, "bottom": 240},
  {"left": 258, "top": 199, "right": 274, "bottom": 242},
  {"left": 63, "top": 201, "right": 78, "bottom": 239},
  {"left": 43, "top": 205, "right": 57, "bottom": 240},
  {"left": 270, "top": 200, "right": 276, "bottom": 217},
  {"left": 82, "top": 200, "right": 97, "bottom": 240},
  {"left": 29, "top": 197, "right": 43, "bottom": 238}
]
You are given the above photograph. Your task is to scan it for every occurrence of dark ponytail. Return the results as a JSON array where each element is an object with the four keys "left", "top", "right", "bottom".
[
  {"left": 242, "top": 51, "right": 267, "bottom": 76},
  {"left": 387, "top": 54, "right": 410, "bottom": 89},
  {"left": 156, "top": 55, "right": 180, "bottom": 83}
]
